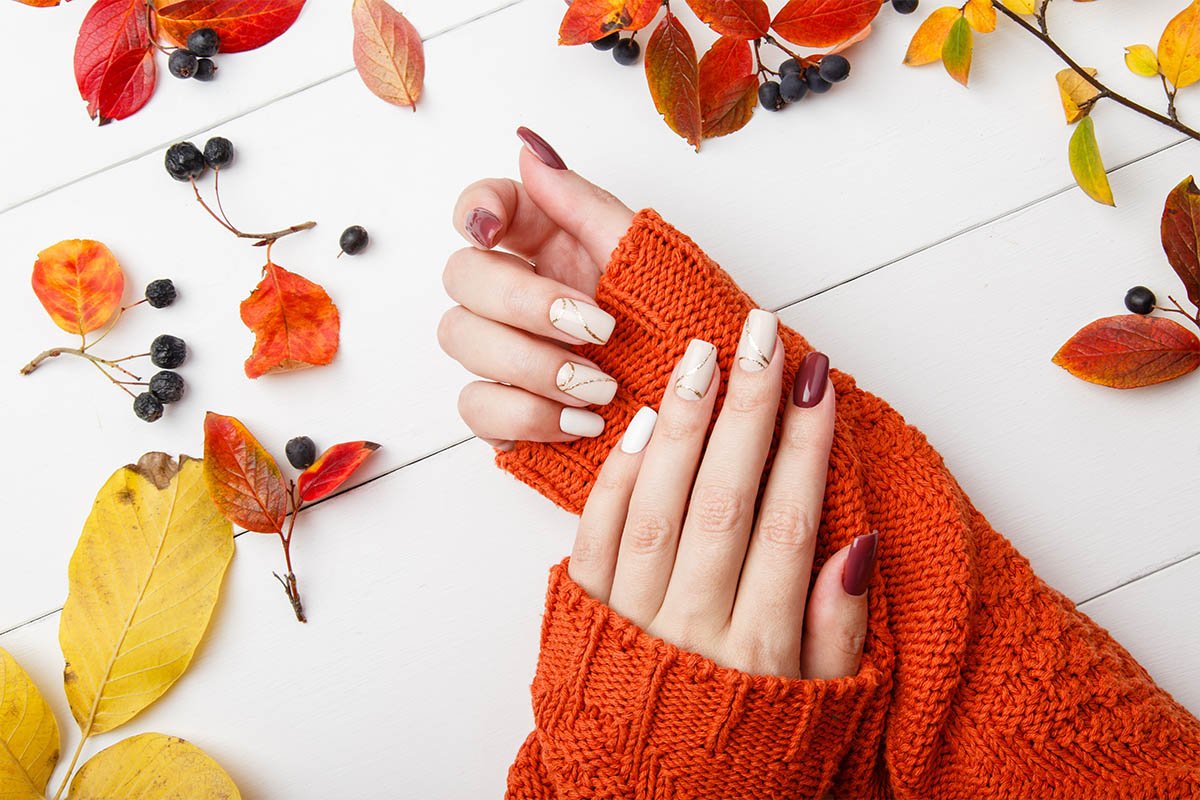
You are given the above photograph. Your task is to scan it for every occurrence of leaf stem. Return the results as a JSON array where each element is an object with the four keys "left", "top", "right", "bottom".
[
  {"left": 52, "top": 730, "right": 91, "bottom": 800},
  {"left": 189, "top": 177, "right": 316, "bottom": 245},
  {"left": 273, "top": 483, "right": 307, "bottom": 623}
]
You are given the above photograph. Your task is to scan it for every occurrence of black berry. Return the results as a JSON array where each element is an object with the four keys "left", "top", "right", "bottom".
[
  {"left": 145, "top": 279, "right": 177, "bottom": 308},
  {"left": 804, "top": 68, "right": 833, "bottom": 94},
  {"left": 340, "top": 225, "right": 370, "bottom": 256},
  {"left": 194, "top": 58, "right": 217, "bottom": 82},
  {"left": 592, "top": 32, "right": 620, "bottom": 51},
  {"left": 758, "top": 80, "right": 784, "bottom": 111},
  {"left": 187, "top": 27, "right": 221, "bottom": 57},
  {"left": 203, "top": 136, "right": 234, "bottom": 169},
  {"left": 286, "top": 436, "right": 317, "bottom": 470},
  {"left": 892, "top": 0, "right": 919, "bottom": 12},
  {"left": 148, "top": 371, "right": 186, "bottom": 404},
  {"left": 165, "top": 142, "right": 205, "bottom": 182},
  {"left": 169, "top": 49, "right": 198, "bottom": 79},
  {"left": 133, "top": 392, "right": 164, "bottom": 422},
  {"left": 780, "top": 72, "right": 808, "bottom": 103},
  {"left": 613, "top": 37, "right": 640, "bottom": 66},
  {"left": 819, "top": 54, "right": 851, "bottom": 83},
  {"left": 779, "top": 58, "right": 802, "bottom": 76},
  {"left": 1124, "top": 285, "right": 1156, "bottom": 315},
  {"left": 150, "top": 334, "right": 188, "bottom": 369}
]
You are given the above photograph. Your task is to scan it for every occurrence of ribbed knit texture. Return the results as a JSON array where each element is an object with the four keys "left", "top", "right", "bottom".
[{"left": 501, "top": 210, "right": 1200, "bottom": 800}]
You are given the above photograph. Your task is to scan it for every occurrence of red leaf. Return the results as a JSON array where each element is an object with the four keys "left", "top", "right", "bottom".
[
  {"left": 95, "top": 46, "right": 156, "bottom": 121},
  {"left": 645, "top": 12, "right": 702, "bottom": 150},
  {"left": 771, "top": 0, "right": 880, "bottom": 47},
  {"left": 31, "top": 239, "right": 125, "bottom": 336},
  {"left": 686, "top": 0, "right": 769, "bottom": 39},
  {"left": 1052, "top": 314, "right": 1200, "bottom": 389},
  {"left": 699, "top": 36, "right": 758, "bottom": 138},
  {"left": 558, "top": 0, "right": 660, "bottom": 45},
  {"left": 1161, "top": 176, "right": 1200, "bottom": 309},
  {"left": 155, "top": 0, "right": 305, "bottom": 53},
  {"left": 202, "top": 412, "right": 289, "bottom": 533},
  {"left": 240, "top": 262, "right": 340, "bottom": 379},
  {"left": 298, "top": 441, "right": 381, "bottom": 503},
  {"left": 74, "top": 0, "right": 153, "bottom": 121},
  {"left": 352, "top": 0, "right": 425, "bottom": 109}
]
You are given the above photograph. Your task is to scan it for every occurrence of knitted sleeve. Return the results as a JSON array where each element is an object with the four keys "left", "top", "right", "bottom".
[{"left": 499, "top": 210, "right": 1200, "bottom": 800}]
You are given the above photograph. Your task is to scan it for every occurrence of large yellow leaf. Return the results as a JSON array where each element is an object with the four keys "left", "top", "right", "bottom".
[
  {"left": 59, "top": 453, "right": 233, "bottom": 737},
  {"left": 69, "top": 733, "right": 241, "bottom": 799},
  {"left": 964, "top": 0, "right": 995, "bottom": 33},
  {"left": 0, "top": 649, "right": 59, "bottom": 799},
  {"left": 1056, "top": 67, "right": 1100, "bottom": 124},
  {"left": 903, "top": 6, "right": 959, "bottom": 66},
  {"left": 1159, "top": 0, "right": 1200, "bottom": 89},
  {"left": 1068, "top": 116, "right": 1115, "bottom": 206}
]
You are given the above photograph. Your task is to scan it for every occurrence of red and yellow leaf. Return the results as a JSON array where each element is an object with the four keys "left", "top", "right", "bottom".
[
  {"left": 558, "top": 0, "right": 660, "bottom": 45},
  {"left": 351, "top": 0, "right": 425, "bottom": 109},
  {"left": 298, "top": 441, "right": 381, "bottom": 503},
  {"left": 1056, "top": 67, "right": 1099, "bottom": 124},
  {"left": 202, "top": 412, "right": 289, "bottom": 533},
  {"left": 31, "top": 239, "right": 124, "bottom": 336},
  {"left": 74, "top": 0, "right": 154, "bottom": 121},
  {"left": 1158, "top": 0, "right": 1200, "bottom": 89},
  {"left": 14, "top": 0, "right": 70, "bottom": 6},
  {"left": 941, "top": 13, "right": 972, "bottom": 85},
  {"left": 240, "top": 262, "right": 340, "bottom": 379},
  {"left": 698, "top": 35, "right": 757, "bottom": 137},
  {"left": 1068, "top": 116, "right": 1114, "bottom": 206},
  {"left": 771, "top": 0, "right": 879, "bottom": 48},
  {"left": 903, "top": 6, "right": 958, "bottom": 66},
  {"left": 645, "top": 12, "right": 702, "bottom": 150},
  {"left": 686, "top": 0, "right": 769, "bottom": 39},
  {"left": 1161, "top": 176, "right": 1200, "bottom": 308},
  {"left": 154, "top": 0, "right": 305, "bottom": 53},
  {"left": 1052, "top": 315, "right": 1200, "bottom": 388},
  {"left": 963, "top": 0, "right": 995, "bottom": 33}
]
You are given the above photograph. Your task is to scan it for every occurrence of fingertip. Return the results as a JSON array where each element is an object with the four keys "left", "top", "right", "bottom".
[{"left": 465, "top": 206, "right": 503, "bottom": 250}]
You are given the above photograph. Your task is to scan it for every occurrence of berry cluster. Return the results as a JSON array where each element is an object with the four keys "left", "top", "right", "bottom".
[
  {"left": 133, "top": 332, "right": 190, "bottom": 422},
  {"left": 591, "top": 31, "right": 640, "bottom": 65},
  {"left": 167, "top": 28, "right": 221, "bottom": 83},
  {"left": 759, "top": 54, "right": 851, "bottom": 111},
  {"left": 165, "top": 136, "right": 233, "bottom": 182}
]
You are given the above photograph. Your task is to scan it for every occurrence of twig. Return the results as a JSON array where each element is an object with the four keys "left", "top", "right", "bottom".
[
  {"left": 1156, "top": 295, "right": 1200, "bottom": 331},
  {"left": 20, "top": 347, "right": 142, "bottom": 379},
  {"left": 189, "top": 178, "right": 316, "bottom": 244}
]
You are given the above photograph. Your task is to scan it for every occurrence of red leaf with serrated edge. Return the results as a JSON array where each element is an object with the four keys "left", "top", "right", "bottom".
[
  {"left": 645, "top": 12, "right": 702, "bottom": 150},
  {"left": 352, "top": 0, "right": 425, "bottom": 109},
  {"left": 31, "top": 239, "right": 125, "bottom": 336},
  {"left": 155, "top": 0, "right": 305, "bottom": 53},
  {"left": 202, "top": 412, "right": 289, "bottom": 533},
  {"left": 95, "top": 46, "right": 156, "bottom": 121},
  {"left": 1052, "top": 314, "right": 1200, "bottom": 389},
  {"left": 686, "top": 0, "right": 769, "bottom": 38},
  {"left": 1161, "top": 176, "right": 1200, "bottom": 309},
  {"left": 699, "top": 36, "right": 757, "bottom": 138},
  {"left": 771, "top": 0, "right": 880, "bottom": 47},
  {"left": 240, "top": 262, "right": 340, "bottom": 379},
  {"left": 298, "top": 441, "right": 381, "bottom": 503},
  {"left": 558, "top": 0, "right": 659, "bottom": 45},
  {"left": 74, "top": 0, "right": 153, "bottom": 121}
]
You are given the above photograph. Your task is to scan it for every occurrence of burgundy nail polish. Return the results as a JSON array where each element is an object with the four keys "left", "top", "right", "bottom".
[
  {"left": 793, "top": 351, "right": 830, "bottom": 408},
  {"left": 842, "top": 531, "right": 878, "bottom": 596},
  {"left": 466, "top": 207, "right": 501, "bottom": 249},
  {"left": 517, "top": 126, "right": 568, "bottom": 170}
]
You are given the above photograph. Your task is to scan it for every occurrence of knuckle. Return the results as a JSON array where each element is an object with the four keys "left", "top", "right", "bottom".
[
  {"left": 756, "top": 502, "right": 816, "bottom": 552},
  {"left": 442, "top": 248, "right": 470, "bottom": 296},
  {"left": 501, "top": 281, "right": 535, "bottom": 320},
  {"left": 689, "top": 483, "right": 745, "bottom": 539},
  {"left": 655, "top": 413, "right": 702, "bottom": 443},
  {"left": 723, "top": 378, "right": 774, "bottom": 415},
  {"left": 728, "top": 634, "right": 797, "bottom": 678},
  {"left": 830, "top": 620, "right": 867, "bottom": 661},
  {"left": 456, "top": 383, "right": 484, "bottom": 424},
  {"left": 506, "top": 340, "right": 541, "bottom": 378},
  {"left": 624, "top": 512, "right": 675, "bottom": 555},
  {"left": 435, "top": 307, "right": 462, "bottom": 353}
]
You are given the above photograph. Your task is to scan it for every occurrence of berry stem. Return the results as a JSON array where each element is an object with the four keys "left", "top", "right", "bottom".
[
  {"left": 273, "top": 483, "right": 307, "bottom": 623},
  {"left": 189, "top": 177, "right": 317, "bottom": 245},
  {"left": 1157, "top": 295, "right": 1200, "bottom": 331},
  {"left": 760, "top": 33, "right": 812, "bottom": 68},
  {"left": 20, "top": 346, "right": 143, "bottom": 379}
]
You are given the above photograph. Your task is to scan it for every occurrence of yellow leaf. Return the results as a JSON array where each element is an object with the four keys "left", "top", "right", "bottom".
[
  {"left": 965, "top": 0, "right": 996, "bottom": 33},
  {"left": 1159, "top": 0, "right": 1200, "bottom": 89},
  {"left": 69, "top": 733, "right": 241, "bottom": 799},
  {"left": 942, "top": 14, "right": 973, "bottom": 85},
  {"left": 904, "top": 7, "right": 960, "bottom": 66},
  {"left": 1069, "top": 116, "right": 1115, "bottom": 206},
  {"left": 1001, "top": 0, "right": 1036, "bottom": 12},
  {"left": 59, "top": 453, "right": 233, "bottom": 737},
  {"left": 1056, "top": 67, "right": 1100, "bottom": 124},
  {"left": 1124, "top": 44, "right": 1159, "bottom": 77},
  {"left": 1, "top": 649, "right": 59, "bottom": 799}
]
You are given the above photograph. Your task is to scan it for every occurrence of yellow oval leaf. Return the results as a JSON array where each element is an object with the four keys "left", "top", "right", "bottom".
[
  {"left": 1056, "top": 67, "right": 1100, "bottom": 124},
  {"left": 1068, "top": 116, "right": 1115, "bottom": 206},
  {"left": 1, "top": 649, "right": 59, "bottom": 799},
  {"left": 1124, "top": 44, "right": 1159, "bottom": 77},
  {"left": 60, "top": 453, "right": 234, "bottom": 737},
  {"left": 70, "top": 733, "right": 241, "bottom": 799},
  {"left": 1159, "top": 1, "right": 1200, "bottom": 89},
  {"left": 942, "top": 14, "right": 973, "bottom": 85},
  {"left": 903, "top": 6, "right": 959, "bottom": 66},
  {"left": 964, "top": 0, "right": 995, "bottom": 33},
  {"left": 1001, "top": 0, "right": 1036, "bottom": 13}
]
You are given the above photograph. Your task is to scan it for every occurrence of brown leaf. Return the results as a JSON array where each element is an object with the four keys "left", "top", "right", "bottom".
[
  {"left": 351, "top": 0, "right": 424, "bottom": 109},
  {"left": 1052, "top": 314, "right": 1200, "bottom": 388},
  {"left": 1161, "top": 175, "right": 1200, "bottom": 308},
  {"left": 1056, "top": 67, "right": 1100, "bottom": 124},
  {"left": 645, "top": 12, "right": 702, "bottom": 150},
  {"left": 699, "top": 35, "right": 757, "bottom": 137}
]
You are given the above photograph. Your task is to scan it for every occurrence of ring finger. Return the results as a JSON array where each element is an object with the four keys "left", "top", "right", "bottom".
[{"left": 457, "top": 381, "right": 606, "bottom": 443}]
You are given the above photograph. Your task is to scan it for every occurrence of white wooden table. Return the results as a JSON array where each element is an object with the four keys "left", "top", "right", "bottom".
[{"left": 2, "top": 1, "right": 1197, "bottom": 795}]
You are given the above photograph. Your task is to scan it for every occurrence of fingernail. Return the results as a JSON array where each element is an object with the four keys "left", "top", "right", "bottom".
[
  {"left": 560, "top": 407, "right": 605, "bottom": 437},
  {"left": 842, "top": 531, "right": 879, "bottom": 596},
  {"left": 549, "top": 298, "right": 615, "bottom": 344},
  {"left": 674, "top": 339, "right": 717, "bottom": 401},
  {"left": 793, "top": 351, "right": 830, "bottom": 408},
  {"left": 620, "top": 407, "right": 657, "bottom": 454},
  {"left": 465, "top": 207, "right": 501, "bottom": 249},
  {"left": 517, "top": 126, "right": 568, "bottom": 170},
  {"left": 556, "top": 361, "right": 618, "bottom": 405},
  {"left": 736, "top": 309, "right": 778, "bottom": 372}
]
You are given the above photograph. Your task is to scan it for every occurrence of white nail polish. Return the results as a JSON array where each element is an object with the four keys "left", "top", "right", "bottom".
[
  {"left": 674, "top": 339, "right": 717, "bottom": 401},
  {"left": 560, "top": 407, "right": 605, "bottom": 437},
  {"left": 736, "top": 309, "right": 778, "bottom": 372},
  {"left": 556, "top": 362, "right": 618, "bottom": 405},
  {"left": 620, "top": 407, "right": 657, "bottom": 454},
  {"left": 549, "top": 298, "right": 615, "bottom": 345}
]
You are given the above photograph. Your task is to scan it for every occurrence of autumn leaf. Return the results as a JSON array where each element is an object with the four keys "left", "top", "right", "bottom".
[
  {"left": 1056, "top": 67, "right": 1099, "bottom": 124},
  {"left": 70, "top": 734, "right": 241, "bottom": 800},
  {"left": 240, "top": 262, "right": 340, "bottom": 378},
  {"left": 963, "top": 0, "right": 995, "bottom": 33},
  {"left": 699, "top": 35, "right": 758, "bottom": 137},
  {"left": 645, "top": 12, "right": 702, "bottom": 150},
  {"left": 1161, "top": 176, "right": 1200, "bottom": 308},
  {"left": 1001, "top": 0, "right": 1036, "bottom": 13},
  {"left": 351, "top": 0, "right": 425, "bottom": 110},
  {"left": 154, "top": 0, "right": 305, "bottom": 53},
  {"left": 0, "top": 649, "right": 59, "bottom": 799},
  {"left": 74, "top": 0, "right": 154, "bottom": 122},
  {"left": 96, "top": 46, "right": 156, "bottom": 122},
  {"left": 60, "top": 453, "right": 233, "bottom": 736},
  {"left": 13, "top": 0, "right": 69, "bottom": 6},
  {"left": 904, "top": 7, "right": 958, "bottom": 66},
  {"left": 31, "top": 239, "right": 124, "bottom": 337},
  {"left": 1053, "top": 315, "right": 1200, "bottom": 388},
  {"left": 686, "top": 0, "right": 769, "bottom": 39},
  {"left": 1125, "top": 44, "right": 1159, "bottom": 77},
  {"left": 941, "top": 14, "right": 972, "bottom": 85},
  {"left": 1158, "top": 0, "right": 1200, "bottom": 89},
  {"left": 298, "top": 441, "right": 381, "bottom": 503},
  {"left": 558, "top": 0, "right": 660, "bottom": 45},
  {"left": 824, "top": 22, "right": 872, "bottom": 55},
  {"left": 771, "top": 0, "right": 879, "bottom": 48},
  {"left": 203, "top": 412, "right": 289, "bottom": 533},
  {"left": 1068, "top": 116, "right": 1114, "bottom": 206}
]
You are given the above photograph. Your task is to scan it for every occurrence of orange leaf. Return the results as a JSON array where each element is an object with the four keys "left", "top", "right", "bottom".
[
  {"left": 822, "top": 22, "right": 872, "bottom": 56},
  {"left": 645, "top": 12, "right": 702, "bottom": 150},
  {"left": 351, "top": 0, "right": 424, "bottom": 109},
  {"left": 202, "top": 412, "right": 289, "bottom": 533},
  {"left": 31, "top": 239, "right": 124, "bottom": 336},
  {"left": 699, "top": 35, "right": 758, "bottom": 137},
  {"left": 240, "top": 262, "right": 340, "bottom": 379},
  {"left": 558, "top": 0, "right": 660, "bottom": 45},
  {"left": 941, "top": 13, "right": 972, "bottom": 85},
  {"left": 1052, "top": 315, "right": 1200, "bottom": 388},
  {"left": 771, "top": 0, "right": 879, "bottom": 48},
  {"left": 685, "top": 0, "right": 769, "bottom": 39},
  {"left": 1161, "top": 176, "right": 1200, "bottom": 308},
  {"left": 14, "top": 0, "right": 70, "bottom": 6},
  {"left": 298, "top": 441, "right": 381, "bottom": 503},
  {"left": 1158, "top": 0, "right": 1200, "bottom": 90},
  {"left": 154, "top": 0, "right": 305, "bottom": 53},
  {"left": 903, "top": 6, "right": 959, "bottom": 66},
  {"left": 964, "top": 0, "right": 995, "bottom": 33}
]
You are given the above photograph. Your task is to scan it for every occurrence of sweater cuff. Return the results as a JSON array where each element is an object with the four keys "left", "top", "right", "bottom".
[{"left": 529, "top": 560, "right": 884, "bottom": 800}]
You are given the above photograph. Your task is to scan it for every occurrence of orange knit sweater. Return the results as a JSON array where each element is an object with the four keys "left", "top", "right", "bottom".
[{"left": 497, "top": 210, "right": 1200, "bottom": 800}]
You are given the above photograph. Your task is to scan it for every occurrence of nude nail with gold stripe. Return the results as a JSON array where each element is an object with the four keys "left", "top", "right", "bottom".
[
  {"left": 736, "top": 309, "right": 778, "bottom": 372},
  {"left": 674, "top": 339, "right": 717, "bottom": 400},
  {"left": 548, "top": 298, "right": 615, "bottom": 345},
  {"left": 556, "top": 361, "right": 618, "bottom": 405}
]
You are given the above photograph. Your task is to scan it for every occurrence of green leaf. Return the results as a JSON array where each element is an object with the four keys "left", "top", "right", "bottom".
[
  {"left": 1068, "top": 116, "right": 1114, "bottom": 206},
  {"left": 941, "top": 14, "right": 972, "bottom": 85}
]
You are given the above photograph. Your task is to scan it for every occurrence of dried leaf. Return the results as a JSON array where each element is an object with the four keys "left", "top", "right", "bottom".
[
  {"left": 771, "top": 0, "right": 879, "bottom": 47},
  {"left": 1068, "top": 116, "right": 1114, "bottom": 206},
  {"left": 1158, "top": 0, "right": 1200, "bottom": 89},
  {"left": 0, "top": 649, "right": 59, "bottom": 799},
  {"left": 698, "top": 35, "right": 757, "bottom": 137},
  {"left": 903, "top": 6, "right": 959, "bottom": 66},
  {"left": 60, "top": 454, "right": 233, "bottom": 736},
  {"left": 70, "top": 734, "right": 241, "bottom": 800},
  {"left": 964, "top": 0, "right": 995, "bottom": 33},
  {"left": 154, "top": 0, "right": 305, "bottom": 53},
  {"left": 299, "top": 441, "right": 381, "bottom": 503},
  {"left": 941, "top": 13, "right": 972, "bottom": 85},
  {"left": 1161, "top": 176, "right": 1200, "bottom": 308},
  {"left": 31, "top": 239, "right": 124, "bottom": 337},
  {"left": 558, "top": 0, "right": 660, "bottom": 45},
  {"left": 1001, "top": 0, "right": 1036, "bottom": 13},
  {"left": 645, "top": 12, "right": 702, "bottom": 150},
  {"left": 1125, "top": 44, "right": 1160, "bottom": 77},
  {"left": 686, "top": 0, "right": 769, "bottom": 39},
  {"left": 351, "top": 0, "right": 425, "bottom": 109},
  {"left": 203, "top": 413, "right": 288, "bottom": 533},
  {"left": 1056, "top": 67, "right": 1100, "bottom": 124},
  {"left": 74, "top": 0, "right": 154, "bottom": 121},
  {"left": 1053, "top": 315, "right": 1200, "bottom": 388},
  {"left": 240, "top": 262, "right": 340, "bottom": 378}
]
